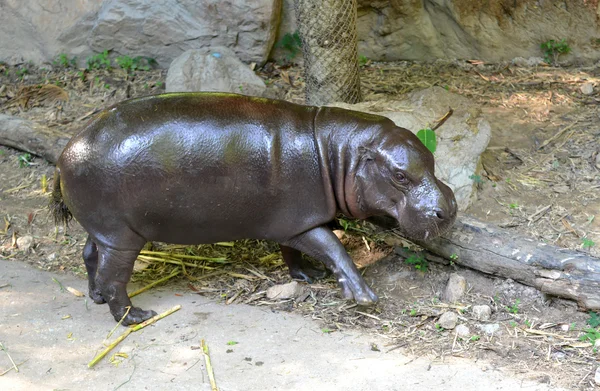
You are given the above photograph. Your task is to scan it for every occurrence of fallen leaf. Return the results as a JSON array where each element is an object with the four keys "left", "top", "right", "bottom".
[{"left": 67, "top": 287, "right": 85, "bottom": 297}]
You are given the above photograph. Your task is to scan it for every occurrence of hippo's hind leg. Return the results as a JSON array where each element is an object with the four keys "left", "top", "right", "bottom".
[
  {"left": 94, "top": 234, "right": 157, "bottom": 325},
  {"left": 280, "top": 245, "right": 328, "bottom": 283},
  {"left": 82, "top": 236, "right": 105, "bottom": 304}
]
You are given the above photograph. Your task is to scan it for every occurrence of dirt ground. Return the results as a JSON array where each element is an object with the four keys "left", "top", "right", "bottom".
[{"left": 1, "top": 59, "right": 600, "bottom": 390}]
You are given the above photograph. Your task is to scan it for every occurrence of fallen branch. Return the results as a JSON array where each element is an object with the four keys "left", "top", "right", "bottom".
[
  {"left": 402, "top": 215, "right": 600, "bottom": 311},
  {"left": 0, "top": 114, "right": 71, "bottom": 164},
  {"left": 0, "top": 342, "right": 18, "bottom": 373},
  {"left": 129, "top": 270, "right": 181, "bottom": 298},
  {"left": 0, "top": 360, "right": 27, "bottom": 376},
  {"left": 88, "top": 305, "right": 181, "bottom": 368},
  {"left": 202, "top": 339, "right": 218, "bottom": 391}
]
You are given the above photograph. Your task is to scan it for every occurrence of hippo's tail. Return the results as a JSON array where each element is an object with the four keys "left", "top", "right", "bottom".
[{"left": 49, "top": 168, "right": 73, "bottom": 226}]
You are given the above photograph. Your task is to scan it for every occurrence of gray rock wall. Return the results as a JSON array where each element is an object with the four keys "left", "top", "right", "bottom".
[
  {"left": 275, "top": 0, "right": 600, "bottom": 64},
  {"left": 2, "top": 0, "right": 600, "bottom": 67},
  {"left": 1, "top": 0, "right": 281, "bottom": 68}
]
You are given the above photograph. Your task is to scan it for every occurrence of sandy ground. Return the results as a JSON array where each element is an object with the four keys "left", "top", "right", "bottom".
[{"left": 0, "top": 259, "right": 564, "bottom": 391}]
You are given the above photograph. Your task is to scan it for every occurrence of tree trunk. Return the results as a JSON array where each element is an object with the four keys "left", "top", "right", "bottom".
[{"left": 294, "top": 0, "right": 362, "bottom": 105}]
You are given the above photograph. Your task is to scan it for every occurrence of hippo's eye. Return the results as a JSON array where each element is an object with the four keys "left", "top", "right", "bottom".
[{"left": 394, "top": 171, "right": 408, "bottom": 184}]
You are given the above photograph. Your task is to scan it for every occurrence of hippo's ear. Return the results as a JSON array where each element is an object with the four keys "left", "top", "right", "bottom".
[{"left": 358, "top": 146, "right": 376, "bottom": 161}]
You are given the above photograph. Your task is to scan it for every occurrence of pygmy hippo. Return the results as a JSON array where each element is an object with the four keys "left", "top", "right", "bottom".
[{"left": 50, "top": 92, "right": 457, "bottom": 325}]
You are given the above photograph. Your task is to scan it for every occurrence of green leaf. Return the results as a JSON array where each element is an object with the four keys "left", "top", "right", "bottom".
[
  {"left": 588, "top": 311, "right": 600, "bottom": 328},
  {"left": 416, "top": 129, "right": 437, "bottom": 153}
]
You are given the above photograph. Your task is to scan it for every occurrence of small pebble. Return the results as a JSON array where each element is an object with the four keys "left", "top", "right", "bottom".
[
  {"left": 455, "top": 324, "right": 470, "bottom": 337},
  {"left": 472, "top": 305, "right": 492, "bottom": 321},
  {"left": 442, "top": 273, "right": 466, "bottom": 303},
  {"left": 16, "top": 235, "right": 34, "bottom": 252},
  {"left": 266, "top": 281, "right": 304, "bottom": 300},
  {"left": 438, "top": 312, "right": 458, "bottom": 330},
  {"left": 595, "top": 367, "right": 600, "bottom": 385},
  {"left": 580, "top": 82, "right": 595, "bottom": 95},
  {"left": 477, "top": 323, "right": 500, "bottom": 335}
]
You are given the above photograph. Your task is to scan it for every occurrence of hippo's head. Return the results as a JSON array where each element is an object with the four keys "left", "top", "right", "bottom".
[{"left": 347, "top": 126, "right": 457, "bottom": 241}]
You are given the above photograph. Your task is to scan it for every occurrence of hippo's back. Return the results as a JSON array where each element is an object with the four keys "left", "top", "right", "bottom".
[{"left": 58, "top": 93, "right": 334, "bottom": 246}]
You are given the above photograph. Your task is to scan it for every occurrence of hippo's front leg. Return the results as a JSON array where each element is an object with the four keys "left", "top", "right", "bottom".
[{"left": 282, "top": 226, "right": 378, "bottom": 305}]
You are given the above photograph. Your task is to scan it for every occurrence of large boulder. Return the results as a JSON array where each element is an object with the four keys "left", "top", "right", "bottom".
[
  {"left": 330, "top": 87, "right": 492, "bottom": 211},
  {"left": 166, "top": 48, "right": 266, "bottom": 96},
  {"left": 59, "top": 0, "right": 281, "bottom": 67}
]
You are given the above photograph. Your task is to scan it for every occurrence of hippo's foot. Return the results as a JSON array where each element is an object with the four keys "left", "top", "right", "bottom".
[
  {"left": 113, "top": 306, "right": 157, "bottom": 326},
  {"left": 280, "top": 244, "right": 328, "bottom": 283},
  {"left": 335, "top": 271, "right": 379, "bottom": 306},
  {"left": 289, "top": 261, "right": 328, "bottom": 283}
]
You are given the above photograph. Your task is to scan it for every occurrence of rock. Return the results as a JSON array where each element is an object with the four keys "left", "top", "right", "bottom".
[
  {"left": 46, "top": 253, "right": 57, "bottom": 262},
  {"left": 596, "top": 153, "right": 600, "bottom": 170},
  {"left": 595, "top": 366, "right": 600, "bottom": 385},
  {"left": 438, "top": 312, "right": 458, "bottom": 330},
  {"left": 455, "top": 324, "right": 470, "bottom": 337},
  {"left": 472, "top": 305, "right": 492, "bottom": 321},
  {"left": 58, "top": 0, "right": 281, "bottom": 67},
  {"left": 581, "top": 82, "right": 595, "bottom": 95},
  {"left": 6, "top": 0, "right": 600, "bottom": 66},
  {"left": 476, "top": 323, "right": 500, "bottom": 335},
  {"left": 166, "top": 48, "right": 266, "bottom": 96},
  {"left": 16, "top": 235, "right": 34, "bottom": 252},
  {"left": 266, "top": 281, "right": 304, "bottom": 300},
  {"left": 442, "top": 273, "right": 467, "bottom": 303},
  {"left": 330, "top": 87, "right": 492, "bottom": 211}
]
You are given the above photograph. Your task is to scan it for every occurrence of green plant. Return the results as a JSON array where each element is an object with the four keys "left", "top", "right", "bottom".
[
  {"left": 507, "top": 299, "right": 520, "bottom": 314},
  {"left": 524, "top": 319, "right": 531, "bottom": 328},
  {"left": 449, "top": 253, "right": 458, "bottom": 265},
  {"left": 321, "top": 328, "right": 333, "bottom": 334},
  {"left": 580, "top": 328, "right": 600, "bottom": 344},
  {"left": 16, "top": 67, "right": 28, "bottom": 79},
  {"left": 358, "top": 55, "right": 370, "bottom": 67},
  {"left": 276, "top": 31, "right": 302, "bottom": 62},
  {"left": 587, "top": 311, "right": 600, "bottom": 328},
  {"left": 470, "top": 335, "right": 480, "bottom": 341},
  {"left": 115, "top": 55, "right": 156, "bottom": 72},
  {"left": 509, "top": 203, "right": 519, "bottom": 210},
  {"left": 18, "top": 153, "right": 33, "bottom": 168},
  {"left": 469, "top": 174, "right": 484, "bottom": 184},
  {"left": 86, "top": 50, "right": 112, "bottom": 70},
  {"left": 226, "top": 341, "right": 238, "bottom": 346},
  {"left": 416, "top": 128, "right": 436, "bottom": 153},
  {"left": 405, "top": 252, "right": 428, "bottom": 272},
  {"left": 582, "top": 237, "right": 595, "bottom": 250},
  {"left": 435, "top": 323, "right": 443, "bottom": 331},
  {"left": 409, "top": 308, "right": 417, "bottom": 317},
  {"left": 54, "top": 54, "right": 77, "bottom": 68},
  {"left": 541, "top": 39, "right": 571, "bottom": 64}
]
